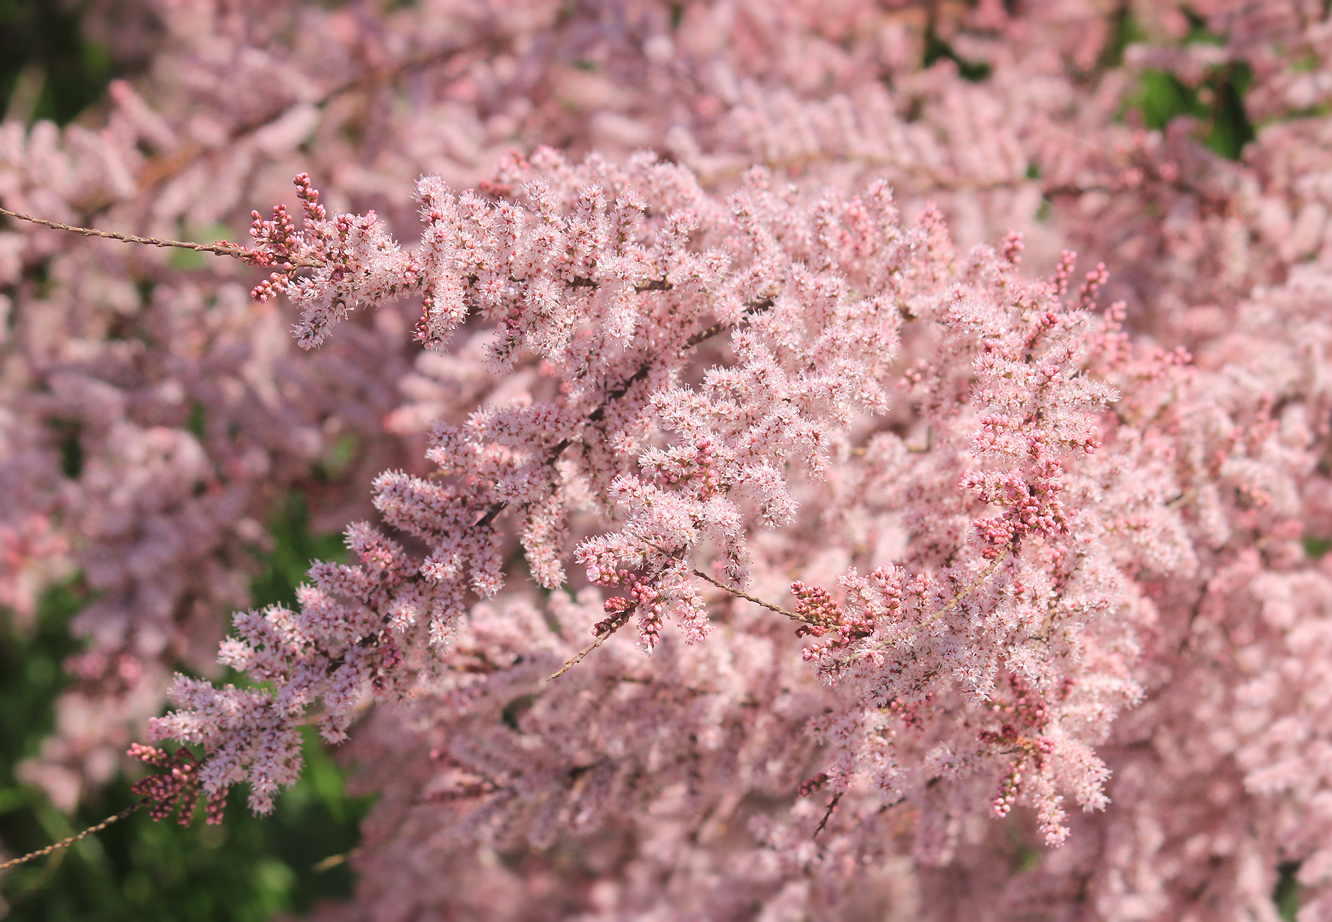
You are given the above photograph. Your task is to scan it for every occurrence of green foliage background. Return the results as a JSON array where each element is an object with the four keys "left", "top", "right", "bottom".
[
  {"left": 0, "top": 1, "right": 113, "bottom": 125},
  {"left": 0, "top": 497, "right": 369, "bottom": 922}
]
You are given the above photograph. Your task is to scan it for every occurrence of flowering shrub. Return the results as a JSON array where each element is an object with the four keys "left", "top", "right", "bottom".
[{"left": 5, "top": 1, "right": 1332, "bottom": 919}]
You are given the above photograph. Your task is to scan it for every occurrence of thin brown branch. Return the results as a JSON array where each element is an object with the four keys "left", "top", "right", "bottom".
[
  {"left": 311, "top": 846, "right": 362, "bottom": 873},
  {"left": 813, "top": 792, "right": 842, "bottom": 838},
  {"left": 689, "top": 567, "right": 811, "bottom": 625},
  {"left": 0, "top": 206, "right": 327, "bottom": 271},
  {"left": 0, "top": 801, "right": 144, "bottom": 873},
  {"left": 549, "top": 623, "right": 623, "bottom": 680},
  {"left": 0, "top": 206, "right": 256, "bottom": 259}
]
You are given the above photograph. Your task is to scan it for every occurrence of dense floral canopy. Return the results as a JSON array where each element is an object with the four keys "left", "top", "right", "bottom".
[{"left": 4, "top": 2, "right": 1332, "bottom": 919}]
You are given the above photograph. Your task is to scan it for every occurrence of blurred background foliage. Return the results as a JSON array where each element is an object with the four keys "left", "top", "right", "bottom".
[
  {"left": 0, "top": 4, "right": 375, "bottom": 917},
  {"left": 0, "top": 1, "right": 1298, "bottom": 919},
  {"left": 0, "top": 1, "right": 114, "bottom": 125},
  {"left": 1118, "top": 9, "right": 1256, "bottom": 161},
  {"left": 0, "top": 495, "right": 368, "bottom": 921}
]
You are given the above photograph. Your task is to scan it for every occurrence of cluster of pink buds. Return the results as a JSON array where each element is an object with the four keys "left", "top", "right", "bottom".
[
  {"left": 127, "top": 744, "right": 226, "bottom": 826},
  {"left": 993, "top": 762, "right": 1022, "bottom": 818},
  {"left": 797, "top": 772, "right": 830, "bottom": 797},
  {"left": 792, "top": 581, "right": 877, "bottom": 662},
  {"left": 246, "top": 173, "right": 329, "bottom": 300}
]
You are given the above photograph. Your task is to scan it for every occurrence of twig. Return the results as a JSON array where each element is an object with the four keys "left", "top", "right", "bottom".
[
  {"left": 312, "top": 847, "right": 361, "bottom": 872},
  {"left": 0, "top": 207, "right": 249, "bottom": 258},
  {"left": 0, "top": 207, "right": 324, "bottom": 268},
  {"left": 549, "top": 626, "right": 621, "bottom": 680},
  {"left": 0, "top": 801, "right": 144, "bottom": 874},
  {"left": 813, "top": 792, "right": 842, "bottom": 838},
  {"left": 689, "top": 567, "right": 811, "bottom": 625}
]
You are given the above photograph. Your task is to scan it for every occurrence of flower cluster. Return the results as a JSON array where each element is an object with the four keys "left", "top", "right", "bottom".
[{"left": 5, "top": 1, "right": 1332, "bottom": 919}]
